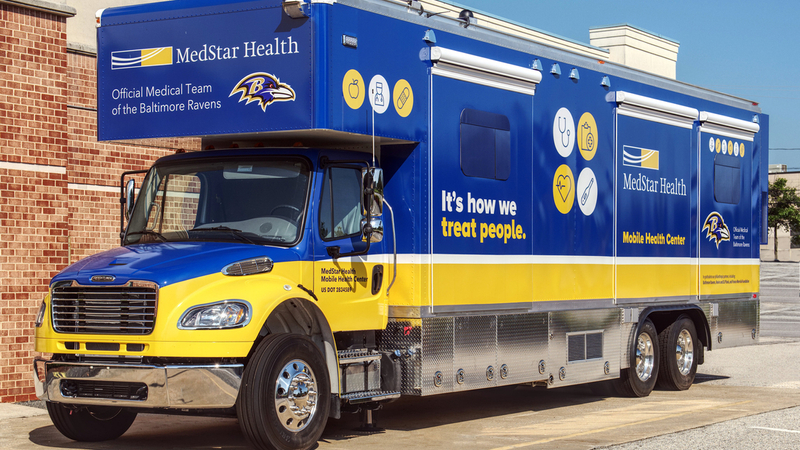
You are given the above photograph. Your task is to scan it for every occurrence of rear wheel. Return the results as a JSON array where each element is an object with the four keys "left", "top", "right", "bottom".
[
  {"left": 237, "top": 334, "right": 331, "bottom": 450},
  {"left": 615, "top": 319, "right": 659, "bottom": 397},
  {"left": 46, "top": 402, "right": 137, "bottom": 441},
  {"left": 656, "top": 316, "right": 698, "bottom": 390}
]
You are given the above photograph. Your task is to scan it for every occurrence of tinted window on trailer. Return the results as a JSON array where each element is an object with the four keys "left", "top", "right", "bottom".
[
  {"left": 714, "top": 153, "right": 741, "bottom": 204},
  {"left": 460, "top": 109, "right": 510, "bottom": 180}
]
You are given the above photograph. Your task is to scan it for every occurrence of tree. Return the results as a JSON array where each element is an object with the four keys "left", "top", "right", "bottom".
[{"left": 768, "top": 178, "right": 800, "bottom": 261}]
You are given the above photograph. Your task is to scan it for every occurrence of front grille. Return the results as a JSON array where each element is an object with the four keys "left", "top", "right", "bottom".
[
  {"left": 51, "top": 281, "right": 158, "bottom": 335},
  {"left": 61, "top": 379, "right": 148, "bottom": 401}
]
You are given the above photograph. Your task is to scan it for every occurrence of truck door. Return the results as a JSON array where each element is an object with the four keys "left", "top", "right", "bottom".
[
  {"left": 313, "top": 160, "right": 387, "bottom": 331},
  {"left": 611, "top": 92, "right": 697, "bottom": 302},
  {"left": 428, "top": 47, "right": 538, "bottom": 315},
  {"left": 697, "top": 112, "right": 760, "bottom": 347}
]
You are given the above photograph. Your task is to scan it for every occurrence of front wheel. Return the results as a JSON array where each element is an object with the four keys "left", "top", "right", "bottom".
[
  {"left": 46, "top": 403, "right": 137, "bottom": 441},
  {"left": 656, "top": 315, "right": 698, "bottom": 390},
  {"left": 615, "top": 319, "right": 659, "bottom": 397},
  {"left": 237, "top": 334, "right": 331, "bottom": 450}
]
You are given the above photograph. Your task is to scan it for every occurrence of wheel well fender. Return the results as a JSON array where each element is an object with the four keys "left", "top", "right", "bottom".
[
  {"left": 640, "top": 305, "right": 710, "bottom": 363},
  {"left": 252, "top": 298, "right": 339, "bottom": 396}
]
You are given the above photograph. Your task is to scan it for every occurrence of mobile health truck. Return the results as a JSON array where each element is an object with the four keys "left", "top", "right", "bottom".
[{"left": 34, "top": 1, "right": 768, "bottom": 449}]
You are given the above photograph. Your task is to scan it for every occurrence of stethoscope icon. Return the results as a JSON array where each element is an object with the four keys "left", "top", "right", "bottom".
[{"left": 558, "top": 116, "right": 570, "bottom": 147}]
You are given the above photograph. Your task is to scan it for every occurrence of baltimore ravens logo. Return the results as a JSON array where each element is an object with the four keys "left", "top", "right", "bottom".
[
  {"left": 702, "top": 211, "right": 730, "bottom": 249},
  {"left": 229, "top": 72, "right": 295, "bottom": 111}
]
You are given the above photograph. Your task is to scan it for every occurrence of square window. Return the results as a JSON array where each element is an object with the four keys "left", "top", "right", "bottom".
[
  {"left": 714, "top": 153, "right": 741, "bottom": 204},
  {"left": 460, "top": 109, "right": 510, "bottom": 180}
]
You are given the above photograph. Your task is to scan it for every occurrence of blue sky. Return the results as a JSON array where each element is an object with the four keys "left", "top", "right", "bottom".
[{"left": 454, "top": 0, "right": 800, "bottom": 169}]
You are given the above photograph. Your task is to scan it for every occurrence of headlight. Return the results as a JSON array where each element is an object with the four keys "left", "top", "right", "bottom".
[
  {"left": 178, "top": 300, "right": 251, "bottom": 330},
  {"left": 34, "top": 301, "right": 46, "bottom": 328}
]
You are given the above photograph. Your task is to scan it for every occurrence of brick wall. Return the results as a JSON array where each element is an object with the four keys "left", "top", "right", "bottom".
[
  {"left": 0, "top": 4, "right": 199, "bottom": 403},
  {"left": 0, "top": 4, "right": 71, "bottom": 404},
  {"left": 66, "top": 51, "right": 199, "bottom": 262}
]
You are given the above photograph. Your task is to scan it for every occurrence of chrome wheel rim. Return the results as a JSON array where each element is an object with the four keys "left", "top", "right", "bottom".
[
  {"left": 274, "top": 359, "right": 318, "bottom": 432},
  {"left": 675, "top": 329, "right": 694, "bottom": 376},
  {"left": 635, "top": 331, "right": 655, "bottom": 382}
]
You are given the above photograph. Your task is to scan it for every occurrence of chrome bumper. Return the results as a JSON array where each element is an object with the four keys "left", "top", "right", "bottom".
[{"left": 33, "top": 358, "right": 243, "bottom": 409}]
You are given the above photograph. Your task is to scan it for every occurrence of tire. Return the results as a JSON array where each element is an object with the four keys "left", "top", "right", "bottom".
[
  {"left": 656, "top": 315, "right": 698, "bottom": 391},
  {"left": 615, "top": 319, "right": 659, "bottom": 397},
  {"left": 237, "top": 334, "right": 331, "bottom": 450},
  {"left": 46, "top": 402, "right": 137, "bottom": 442}
]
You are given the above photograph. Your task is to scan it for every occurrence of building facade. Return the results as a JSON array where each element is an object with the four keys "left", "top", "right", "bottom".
[
  {"left": 762, "top": 170, "right": 800, "bottom": 262},
  {"left": 0, "top": 0, "right": 199, "bottom": 403}
]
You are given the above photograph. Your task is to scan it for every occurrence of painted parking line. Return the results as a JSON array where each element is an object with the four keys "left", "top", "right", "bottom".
[
  {"left": 487, "top": 400, "right": 752, "bottom": 450},
  {"left": 750, "top": 426, "right": 800, "bottom": 434}
]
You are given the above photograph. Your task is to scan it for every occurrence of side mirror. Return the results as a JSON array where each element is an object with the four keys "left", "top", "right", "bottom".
[
  {"left": 361, "top": 167, "right": 383, "bottom": 217},
  {"left": 124, "top": 179, "right": 136, "bottom": 220},
  {"left": 361, "top": 217, "right": 384, "bottom": 243}
]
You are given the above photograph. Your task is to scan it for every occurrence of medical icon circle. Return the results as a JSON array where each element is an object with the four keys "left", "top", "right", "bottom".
[
  {"left": 715, "top": 138, "right": 721, "bottom": 153},
  {"left": 740, "top": 144, "right": 745, "bottom": 157},
  {"left": 576, "top": 167, "right": 597, "bottom": 216},
  {"left": 734, "top": 142, "right": 740, "bottom": 156},
  {"left": 553, "top": 164, "right": 575, "bottom": 214},
  {"left": 342, "top": 69, "right": 365, "bottom": 109},
  {"left": 553, "top": 107, "right": 575, "bottom": 158},
  {"left": 368, "top": 74, "right": 389, "bottom": 114},
  {"left": 721, "top": 140, "right": 727, "bottom": 155},
  {"left": 709, "top": 137, "right": 715, "bottom": 152},
  {"left": 393, "top": 79, "right": 414, "bottom": 117},
  {"left": 577, "top": 112, "right": 597, "bottom": 161},
  {"left": 728, "top": 140, "right": 734, "bottom": 155}
]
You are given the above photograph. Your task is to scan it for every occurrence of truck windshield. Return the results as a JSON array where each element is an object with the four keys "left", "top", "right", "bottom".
[{"left": 124, "top": 157, "right": 311, "bottom": 246}]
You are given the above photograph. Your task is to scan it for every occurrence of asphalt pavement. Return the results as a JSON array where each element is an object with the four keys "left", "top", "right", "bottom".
[
  {"left": 760, "top": 262, "right": 800, "bottom": 339},
  {"left": 602, "top": 261, "right": 800, "bottom": 450}
]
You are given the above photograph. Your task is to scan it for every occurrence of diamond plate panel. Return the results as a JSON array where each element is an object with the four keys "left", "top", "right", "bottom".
[
  {"left": 714, "top": 299, "right": 759, "bottom": 349},
  {"left": 421, "top": 317, "right": 454, "bottom": 395},
  {"left": 550, "top": 309, "right": 621, "bottom": 387},
  {"left": 454, "top": 315, "right": 497, "bottom": 390},
  {"left": 497, "top": 313, "right": 548, "bottom": 384},
  {"left": 379, "top": 319, "right": 422, "bottom": 395},
  {"left": 620, "top": 308, "right": 638, "bottom": 370}
]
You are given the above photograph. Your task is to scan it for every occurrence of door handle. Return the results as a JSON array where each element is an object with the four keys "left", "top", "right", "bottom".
[{"left": 371, "top": 265, "right": 384, "bottom": 295}]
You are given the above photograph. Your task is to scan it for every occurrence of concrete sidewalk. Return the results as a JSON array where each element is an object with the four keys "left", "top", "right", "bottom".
[{"left": 0, "top": 403, "right": 47, "bottom": 421}]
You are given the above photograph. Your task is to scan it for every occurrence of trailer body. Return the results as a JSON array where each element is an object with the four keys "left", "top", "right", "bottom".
[{"left": 34, "top": 1, "right": 768, "bottom": 448}]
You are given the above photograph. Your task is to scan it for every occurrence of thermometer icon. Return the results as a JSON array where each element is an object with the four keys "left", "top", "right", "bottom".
[{"left": 581, "top": 177, "right": 594, "bottom": 206}]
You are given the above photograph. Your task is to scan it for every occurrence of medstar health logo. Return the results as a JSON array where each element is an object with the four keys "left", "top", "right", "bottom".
[
  {"left": 229, "top": 72, "right": 295, "bottom": 112},
  {"left": 702, "top": 211, "right": 730, "bottom": 249},
  {"left": 111, "top": 47, "right": 173, "bottom": 70}
]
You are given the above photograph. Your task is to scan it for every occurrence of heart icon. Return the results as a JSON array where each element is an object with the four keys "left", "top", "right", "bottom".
[{"left": 556, "top": 174, "right": 572, "bottom": 202}]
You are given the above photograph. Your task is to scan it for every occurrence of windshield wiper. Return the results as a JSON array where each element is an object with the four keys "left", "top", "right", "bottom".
[
  {"left": 189, "top": 226, "right": 258, "bottom": 245},
  {"left": 125, "top": 230, "right": 167, "bottom": 242}
]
